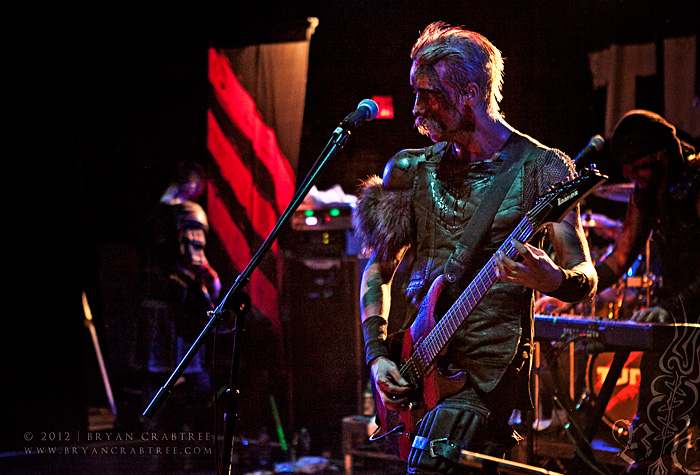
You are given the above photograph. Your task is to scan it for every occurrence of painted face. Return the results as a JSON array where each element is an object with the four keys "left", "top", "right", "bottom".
[
  {"left": 410, "top": 61, "right": 470, "bottom": 143},
  {"left": 622, "top": 150, "right": 667, "bottom": 190}
]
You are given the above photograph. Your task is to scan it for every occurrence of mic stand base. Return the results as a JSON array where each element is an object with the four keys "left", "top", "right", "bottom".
[{"left": 219, "top": 292, "right": 251, "bottom": 474}]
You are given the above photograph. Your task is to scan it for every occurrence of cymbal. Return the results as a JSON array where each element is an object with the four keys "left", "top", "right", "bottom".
[{"left": 592, "top": 183, "right": 635, "bottom": 202}]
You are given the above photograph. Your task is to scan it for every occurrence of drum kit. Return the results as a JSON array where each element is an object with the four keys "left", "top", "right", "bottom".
[
  {"left": 579, "top": 182, "right": 660, "bottom": 320},
  {"left": 536, "top": 182, "right": 661, "bottom": 440}
]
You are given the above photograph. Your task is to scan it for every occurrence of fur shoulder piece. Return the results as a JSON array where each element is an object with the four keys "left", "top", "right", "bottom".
[{"left": 353, "top": 175, "right": 414, "bottom": 261}]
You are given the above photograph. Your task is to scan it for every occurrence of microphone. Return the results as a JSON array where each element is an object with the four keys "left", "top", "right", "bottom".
[
  {"left": 340, "top": 99, "right": 379, "bottom": 130},
  {"left": 573, "top": 134, "right": 605, "bottom": 164}
]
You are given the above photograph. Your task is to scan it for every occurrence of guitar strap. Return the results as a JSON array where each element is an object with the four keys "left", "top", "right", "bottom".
[{"left": 443, "top": 132, "right": 540, "bottom": 283}]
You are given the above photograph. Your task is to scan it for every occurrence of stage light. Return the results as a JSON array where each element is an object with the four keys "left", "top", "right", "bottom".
[{"left": 371, "top": 95, "right": 394, "bottom": 119}]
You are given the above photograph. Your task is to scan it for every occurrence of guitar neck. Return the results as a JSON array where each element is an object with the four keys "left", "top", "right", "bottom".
[{"left": 411, "top": 217, "right": 536, "bottom": 371}]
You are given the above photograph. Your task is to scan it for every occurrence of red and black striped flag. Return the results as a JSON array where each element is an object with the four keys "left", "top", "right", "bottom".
[{"left": 205, "top": 38, "right": 311, "bottom": 338}]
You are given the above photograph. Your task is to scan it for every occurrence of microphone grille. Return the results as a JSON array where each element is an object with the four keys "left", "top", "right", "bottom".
[
  {"left": 358, "top": 99, "right": 379, "bottom": 121},
  {"left": 590, "top": 134, "right": 605, "bottom": 151}
]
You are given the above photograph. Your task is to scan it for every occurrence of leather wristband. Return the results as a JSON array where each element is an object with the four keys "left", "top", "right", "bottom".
[
  {"left": 361, "top": 315, "right": 389, "bottom": 366},
  {"left": 547, "top": 268, "right": 592, "bottom": 302}
]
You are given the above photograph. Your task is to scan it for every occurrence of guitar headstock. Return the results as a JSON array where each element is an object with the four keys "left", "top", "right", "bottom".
[{"left": 528, "top": 165, "right": 608, "bottom": 229}]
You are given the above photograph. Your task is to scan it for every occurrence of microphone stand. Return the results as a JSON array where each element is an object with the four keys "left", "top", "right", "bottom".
[{"left": 143, "top": 122, "right": 358, "bottom": 475}]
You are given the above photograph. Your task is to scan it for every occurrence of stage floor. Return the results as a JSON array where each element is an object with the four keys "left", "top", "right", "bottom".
[{"left": 0, "top": 411, "right": 637, "bottom": 475}]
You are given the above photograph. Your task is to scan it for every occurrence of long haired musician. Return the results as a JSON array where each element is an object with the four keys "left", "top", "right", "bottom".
[{"left": 593, "top": 110, "right": 700, "bottom": 475}]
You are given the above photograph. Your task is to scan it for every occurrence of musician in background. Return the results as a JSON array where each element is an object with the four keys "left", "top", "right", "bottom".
[
  {"left": 134, "top": 162, "right": 220, "bottom": 465},
  {"left": 353, "top": 22, "right": 597, "bottom": 474},
  {"left": 593, "top": 110, "right": 700, "bottom": 474}
]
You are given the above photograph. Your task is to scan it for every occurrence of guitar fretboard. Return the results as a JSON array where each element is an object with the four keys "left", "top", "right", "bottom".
[{"left": 399, "top": 217, "right": 537, "bottom": 384}]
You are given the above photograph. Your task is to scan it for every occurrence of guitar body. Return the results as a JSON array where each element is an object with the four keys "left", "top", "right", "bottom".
[{"left": 372, "top": 275, "right": 467, "bottom": 460}]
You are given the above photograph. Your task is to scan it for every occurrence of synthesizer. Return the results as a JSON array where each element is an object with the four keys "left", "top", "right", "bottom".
[{"left": 534, "top": 314, "right": 699, "bottom": 351}]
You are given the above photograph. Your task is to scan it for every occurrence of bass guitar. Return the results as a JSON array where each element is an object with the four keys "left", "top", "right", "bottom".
[{"left": 370, "top": 166, "right": 607, "bottom": 461}]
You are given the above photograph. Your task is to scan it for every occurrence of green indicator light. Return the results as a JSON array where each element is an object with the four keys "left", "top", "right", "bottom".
[
  {"left": 329, "top": 208, "right": 340, "bottom": 217},
  {"left": 304, "top": 209, "right": 314, "bottom": 217}
]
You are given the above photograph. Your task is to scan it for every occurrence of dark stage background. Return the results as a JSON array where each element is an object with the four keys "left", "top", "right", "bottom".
[{"left": 8, "top": 0, "right": 699, "bottom": 471}]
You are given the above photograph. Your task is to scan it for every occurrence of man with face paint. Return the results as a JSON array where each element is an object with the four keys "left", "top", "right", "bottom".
[
  {"left": 353, "top": 22, "right": 597, "bottom": 473},
  {"left": 593, "top": 110, "right": 700, "bottom": 475}
]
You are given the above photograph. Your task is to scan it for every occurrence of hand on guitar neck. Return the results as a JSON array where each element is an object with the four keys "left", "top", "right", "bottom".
[{"left": 494, "top": 239, "right": 563, "bottom": 293}]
